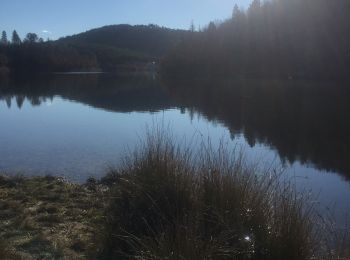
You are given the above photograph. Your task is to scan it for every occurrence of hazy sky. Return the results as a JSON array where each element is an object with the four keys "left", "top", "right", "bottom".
[{"left": 0, "top": 0, "right": 249, "bottom": 40}]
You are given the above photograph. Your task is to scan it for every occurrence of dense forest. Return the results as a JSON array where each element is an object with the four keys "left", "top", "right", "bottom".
[
  {"left": 1, "top": 0, "right": 350, "bottom": 78},
  {"left": 0, "top": 25, "right": 188, "bottom": 74},
  {"left": 162, "top": 0, "right": 350, "bottom": 79},
  {"left": 58, "top": 24, "right": 189, "bottom": 58}
]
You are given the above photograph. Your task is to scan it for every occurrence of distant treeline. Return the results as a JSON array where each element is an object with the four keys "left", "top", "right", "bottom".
[
  {"left": 0, "top": 25, "right": 189, "bottom": 74},
  {"left": 0, "top": 31, "right": 100, "bottom": 73},
  {"left": 2, "top": 0, "right": 350, "bottom": 78},
  {"left": 58, "top": 24, "right": 189, "bottom": 58},
  {"left": 161, "top": 0, "right": 350, "bottom": 79}
]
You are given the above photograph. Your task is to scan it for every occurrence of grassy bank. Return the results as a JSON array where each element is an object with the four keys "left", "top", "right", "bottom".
[
  {"left": 0, "top": 175, "right": 106, "bottom": 259},
  {"left": 1, "top": 132, "right": 349, "bottom": 259},
  {"left": 101, "top": 132, "right": 314, "bottom": 259}
]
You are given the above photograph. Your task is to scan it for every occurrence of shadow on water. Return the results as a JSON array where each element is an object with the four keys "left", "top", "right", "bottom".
[{"left": 0, "top": 74, "right": 350, "bottom": 181}]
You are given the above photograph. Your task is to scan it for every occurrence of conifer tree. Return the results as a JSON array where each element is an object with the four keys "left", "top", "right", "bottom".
[
  {"left": 12, "top": 30, "right": 21, "bottom": 45},
  {"left": 1, "top": 31, "right": 8, "bottom": 45}
]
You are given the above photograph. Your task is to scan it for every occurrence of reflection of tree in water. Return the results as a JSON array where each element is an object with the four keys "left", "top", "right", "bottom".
[
  {"left": 1, "top": 75, "right": 350, "bottom": 181},
  {"left": 0, "top": 74, "right": 174, "bottom": 112},
  {"left": 1, "top": 94, "right": 52, "bottom": 108},
  {"left": 165, "top": 78, "right": 350, "bottom": 180}
]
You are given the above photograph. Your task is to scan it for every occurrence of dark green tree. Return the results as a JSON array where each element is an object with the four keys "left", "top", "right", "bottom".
[
  {"left": 1, "top": 31, "right": 8, "bottom": 45},
  {"left": 24, "top": 33, "right": 39, "bottom": 43},
  {"left": 11, "top": 30, "right": 21, "bottom": 45},
  {"left": 162, "top": 0, "right": 350, "bottom": 78}
]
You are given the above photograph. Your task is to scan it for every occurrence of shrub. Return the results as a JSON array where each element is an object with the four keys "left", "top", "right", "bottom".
[{"left": 102, "top": 131, "right": 316, "bottom": 259}]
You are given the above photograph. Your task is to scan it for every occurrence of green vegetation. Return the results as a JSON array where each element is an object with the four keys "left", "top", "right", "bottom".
[
  {"left": 161, "top": 0, "right": 350, "bottom": 79},
  {"left": 1, "top": 0, "right": 349, "bottom": 258},
  {"left": 0, "top": 131, "right": 349, "bottom": 259},
  {"left": 2, "top": 0, "right": 350, "bottom": 78},
  {"left": 58, "top": 24, "right": 189, "bottom": 59},
  {"left": 0, "top": 25, "right": 189, "bottom": 74},
  {"left": 1, "top": 43, "right": 100, "bottom": 74}
]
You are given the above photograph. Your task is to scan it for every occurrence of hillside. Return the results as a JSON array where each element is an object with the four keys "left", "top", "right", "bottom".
[
  {"left": 0, "top": 24, "right": 190, "bottom": 73},
  {"left": 161, "top": 0, "right": 350, "bottom": 79},
  {"left": 58, "top": 24, "right": 189, "bottom": 58}
]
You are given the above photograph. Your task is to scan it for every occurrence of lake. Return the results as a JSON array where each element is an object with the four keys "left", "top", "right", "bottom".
[{"left": 0, "top": 74, "right": 349, "bottom": 221}]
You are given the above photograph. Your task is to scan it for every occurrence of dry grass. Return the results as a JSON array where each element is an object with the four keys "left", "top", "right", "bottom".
[
  {"left": 1, "top": 130, "right": 349, "bottom": 259},
  {"left": 0, "top": 175, "right": 106, "bottom": 259},
  {"left": 101, "top": 130, "right": 324, "bottom": 260}
]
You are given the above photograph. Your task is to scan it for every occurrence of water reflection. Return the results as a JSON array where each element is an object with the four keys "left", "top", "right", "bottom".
[
  {"left": 0, "top": 74, "right": 349, "bottom": 182},
  {"left": 0, "top": 74, "right": 174, "bottom": 112},
  {"left": 165, "top": 78, "right": 350, "bottom": 181}
]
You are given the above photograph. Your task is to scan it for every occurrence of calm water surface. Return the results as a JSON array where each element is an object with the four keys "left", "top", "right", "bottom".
[{"left": 0, "top": 74, "right": 349, "bottom": 220}]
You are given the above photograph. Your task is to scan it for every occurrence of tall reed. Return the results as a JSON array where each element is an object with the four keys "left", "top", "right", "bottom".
[{"left": 101, "top": 129, "right": 347, "bottom": 260}]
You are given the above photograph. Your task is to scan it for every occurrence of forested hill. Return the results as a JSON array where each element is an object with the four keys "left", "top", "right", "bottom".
[
  {"left": 161, "top": 0, "right": 350, "bottom": 79},
  {"left": 58, "top": 24, "right": 189, "bottom": 58},
  {"left": 0, "top": 24, "right": 189, "bottom": 74}
]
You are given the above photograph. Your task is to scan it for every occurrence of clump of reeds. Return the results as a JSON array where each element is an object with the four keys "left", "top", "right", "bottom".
[{"left": 101, "top": 130, "right": 318, "bottom": 260}]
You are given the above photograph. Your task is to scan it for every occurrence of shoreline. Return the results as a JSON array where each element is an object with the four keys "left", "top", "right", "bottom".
[{"left": 1, "top": 131, "right": 349, "bottom": 259}]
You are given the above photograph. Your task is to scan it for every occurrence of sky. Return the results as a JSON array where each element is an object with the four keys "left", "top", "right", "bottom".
[{"left": 0, "top": 0, "right": 249, "bottom": 40}]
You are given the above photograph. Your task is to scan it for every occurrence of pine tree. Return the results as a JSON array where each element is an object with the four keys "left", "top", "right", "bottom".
[
  {"left": 232, "top": 4, "right": 240, "bottom": 19},
  {"left": 11, "top": 30, "right": 21, "bottom": 45},
  {"left": 1, "top": 31, "right": 8, "bottom": 45},
  {"left": 248, "top": 0, "right": 261, "bottom": 16}
]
